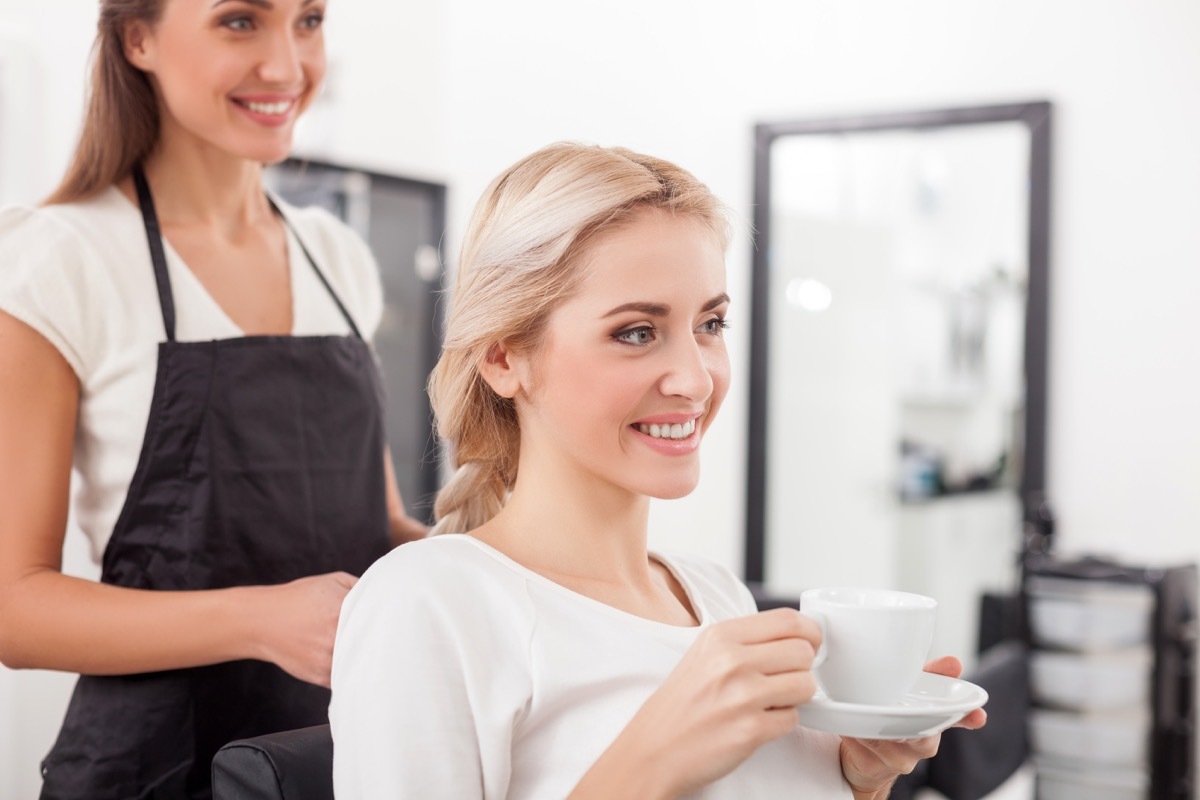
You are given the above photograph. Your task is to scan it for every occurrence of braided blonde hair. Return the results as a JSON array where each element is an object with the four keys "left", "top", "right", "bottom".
[{"left": 428, "top": 143, "right": 729, "bottom": 535}]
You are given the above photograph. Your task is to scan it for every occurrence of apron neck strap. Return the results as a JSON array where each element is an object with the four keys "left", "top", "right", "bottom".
[
  {"left": 133, "top": 165, "right": 177, "bottom": 342},
  {"left": 268, "top": 196, "right": 364, "bottom": 340},
  {"left": 131, "top": 165, "right": 365, "bottom": 341}
]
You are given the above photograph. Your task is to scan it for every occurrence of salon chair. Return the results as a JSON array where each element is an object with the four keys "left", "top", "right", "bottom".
[{"left": 211, "top": 724, "right": 333, "bottom": 800}]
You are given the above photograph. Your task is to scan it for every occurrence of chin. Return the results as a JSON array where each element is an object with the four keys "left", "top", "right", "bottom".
[
  {"left": 644, "top": 476, "right": 702, "bottom": 501},
  {"left": 221, "top": 128, "right": 297, "bottom": 166},
  {"left": 257, "top": 151, "right": 294, "bottom": 166},
  {"left": 243, "top": 142, "right": 295, "bottom": 165}
]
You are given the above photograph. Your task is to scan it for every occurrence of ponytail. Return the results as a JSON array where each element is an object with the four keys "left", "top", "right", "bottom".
[{"left": 45, "top": 1, "right": 165, "bottom": 205}]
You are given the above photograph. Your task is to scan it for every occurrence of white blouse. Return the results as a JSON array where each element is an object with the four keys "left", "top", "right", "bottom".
[{"left": 331, "top": 534, "right": 852, "bottom": 799}]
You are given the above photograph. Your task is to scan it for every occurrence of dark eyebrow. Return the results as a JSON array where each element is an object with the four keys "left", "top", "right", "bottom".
[
  {"left": 702, "top": 293, "right": 732, "bottom": 312},
  {"left": 603, "top": 302, "right": 670, "bottom": 318},
  {"left": 213, "top": 0, "right": 319, "bottom": 9},
  {"left": 602, "top": 293, "right": 730, "bottom": 319}
]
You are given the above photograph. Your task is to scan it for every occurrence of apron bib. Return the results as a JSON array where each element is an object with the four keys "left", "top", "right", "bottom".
[{"left": 39, "top": 168, "right": 391, "bottom": 799}]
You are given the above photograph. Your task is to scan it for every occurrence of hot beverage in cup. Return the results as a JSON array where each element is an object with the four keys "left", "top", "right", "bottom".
[{"left": 799, "top": 587, "right": 937, "bottom": 706}]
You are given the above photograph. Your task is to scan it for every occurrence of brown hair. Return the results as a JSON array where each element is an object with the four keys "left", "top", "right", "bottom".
[
  {"left": 428, "top": 142, "right": 730, "bottom": 535},
  {"left": 45, "top": 0, "right": 166, "bottom": 205}
]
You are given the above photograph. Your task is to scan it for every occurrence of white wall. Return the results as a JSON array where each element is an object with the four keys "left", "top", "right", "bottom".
[
  {"left": 433, "top": 0, "right": 1200, "bottom": 575},
  {"left": 3, "top": 0, "right": 1200, "bottom": 795}
]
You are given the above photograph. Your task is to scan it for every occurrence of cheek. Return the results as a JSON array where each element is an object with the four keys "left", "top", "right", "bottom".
[
  {"left": 541, "top": 350, "right": 639, "bottom": 428},
  {"left": 158, "top": 47, "right": 230, "bottom": 104},
  {"left": 706, "top": 347, "right": 732, "bottom": 419},
  {"left": 303, "top": 40, "right": 327, "bottom": 84}
]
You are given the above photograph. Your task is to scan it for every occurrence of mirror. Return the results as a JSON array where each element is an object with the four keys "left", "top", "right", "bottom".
[{"left": 746, "top": 102, "right": 1052, "bottom": 661}]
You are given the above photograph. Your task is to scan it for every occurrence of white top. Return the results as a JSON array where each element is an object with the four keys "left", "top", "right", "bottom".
[
  {"left": 0, "top": 187, "right": 384, "bottom": 562},
  {"left": 330, "top": 535, "right": 852, "bottom": 799}
]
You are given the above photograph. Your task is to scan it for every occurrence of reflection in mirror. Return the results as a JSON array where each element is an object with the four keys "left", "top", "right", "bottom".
[{"left": 747, "top": 103, "right": 1051, "bottom": 664}]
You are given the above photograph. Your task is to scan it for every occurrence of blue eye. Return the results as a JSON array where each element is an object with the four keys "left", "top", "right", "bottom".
[
  {"left": 700, "top": 318, "right": 729, "bottom": 335},
  {"left": 299, "top": 12, "right": 324, "bottom": 30},
  {"left": 222, "top": 15, "right": 254, "bottom": 31},
  {"left": 615, "top": 326, "right": 655, "bottom": 345}
]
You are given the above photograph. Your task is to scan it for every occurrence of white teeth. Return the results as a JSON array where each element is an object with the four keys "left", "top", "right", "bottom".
[
  {"left": 636, "top": 419, "right": 697, "bottom": 440},
  {"left": 242, "top": 100, "right": 291, "bottom": 115}
]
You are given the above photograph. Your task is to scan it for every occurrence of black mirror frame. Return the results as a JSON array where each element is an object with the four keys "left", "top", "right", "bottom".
[{"left": 744, "top": 101, "right": 1053, "bottom": 586}]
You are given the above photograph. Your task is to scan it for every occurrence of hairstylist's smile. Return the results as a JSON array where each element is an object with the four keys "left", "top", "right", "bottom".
[{"left": 230, "top": 93, "right": 301, "bottom": 125}]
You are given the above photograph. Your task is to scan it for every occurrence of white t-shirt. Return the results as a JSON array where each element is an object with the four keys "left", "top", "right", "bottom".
[
  {"left": 0, "top": 187, "right": 383, "bottom": 562},
  {"left": 330, "top": 535, "right": 852, "bottom": 799}
]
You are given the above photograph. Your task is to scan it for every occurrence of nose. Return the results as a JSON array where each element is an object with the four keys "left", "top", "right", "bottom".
[
  {"left": 257, "top": 28, "right": 305, "bottom": 85},
  {"left": 659, "top": 336, "right": 715, "bottom": 402}
]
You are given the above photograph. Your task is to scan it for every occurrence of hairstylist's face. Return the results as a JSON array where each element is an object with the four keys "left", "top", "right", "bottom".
[
  {"left": 124, "top": 0, "right": 326, "bottom": 164},
  {"left": 513, "top": 208, "right": 731, "bottom": 501}
]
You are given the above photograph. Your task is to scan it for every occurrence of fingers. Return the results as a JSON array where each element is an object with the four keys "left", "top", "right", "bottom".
[
  {"left": 840, "top": 658, "right": 988, "bottom": 794},
  {"left": 954, "top": 708, "right": 988, "bottom": 730},
  {"left": 753, "top": 636, "right": 820, "bottom": 675},
  {"left": 717, "top": 608, "right": 822, "bottom": 648},
  {"left": 760, "top": 705, "right": 801, "bottom": 739},
  {"left": 842, "top": 733, "right": 940, "bottom": 783},
  {"left": 873, "top": 735, "right": 940, "bottom": 766},
  {"left": 922, "top": 655, "right": 963, "bottom": 678},
  {"left": 760, "top": 668, "right": 820, "bottom": 709},
  {"left": 922, "top": 657, "right": 987, "bottom": 729},
  {"left": 329, "top": 571, "right": 359, "bottom": 590}
]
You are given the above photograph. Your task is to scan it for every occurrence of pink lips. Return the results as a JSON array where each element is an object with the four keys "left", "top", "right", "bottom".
[
  {"left": 230, "top": 94, "right": 299, "bottom": 127},
  {"left": 630, "top": 414, "right": 703, "bottom": 455}
]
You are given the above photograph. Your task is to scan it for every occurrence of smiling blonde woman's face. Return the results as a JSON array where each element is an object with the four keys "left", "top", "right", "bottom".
[
  {"left": 508, "top": 208, "right": 731, "bottom": 501},
  {"left": 125, "top": 0, "right": 327, "bottom": 164}
]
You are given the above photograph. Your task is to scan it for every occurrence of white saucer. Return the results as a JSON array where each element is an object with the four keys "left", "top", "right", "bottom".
[{"left": 796, "top": 672, "right": 988, "bottom": 740}]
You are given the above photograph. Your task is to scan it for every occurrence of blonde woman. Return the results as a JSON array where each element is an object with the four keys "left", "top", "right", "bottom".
[
  {"left": 330, "top": 143, "right": 984, "bottom": 798},
  {"left": 0, "top": 1, "right": 425, "bottom": 796}
]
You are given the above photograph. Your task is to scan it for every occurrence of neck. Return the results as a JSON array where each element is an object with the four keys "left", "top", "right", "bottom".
[
  {"left": 481, "top": 447, "right": 655, "bottom": 587},
  {"left": 137, "top": 126, "right": 273, "bottom": 230}
]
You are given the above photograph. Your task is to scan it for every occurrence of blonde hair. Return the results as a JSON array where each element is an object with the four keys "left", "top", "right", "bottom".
[{"left": 428, "top": 142, "right": 730, "bottom": 535}]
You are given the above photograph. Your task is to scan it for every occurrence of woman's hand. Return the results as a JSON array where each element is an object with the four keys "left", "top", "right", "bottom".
[
  {"left": 838, "top": 656, "right": 988, "bottom": 799},
  {"left": 248, "top": 571, "right": 358, "bottom": 688},
  {"left": 571, "top": 608, "right": 822, "bottom": 799}
]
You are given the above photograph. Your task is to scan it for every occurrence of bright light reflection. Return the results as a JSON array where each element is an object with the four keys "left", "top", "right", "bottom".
[{"left": 786, "top": 278, "right": 833, "bottom": 312}]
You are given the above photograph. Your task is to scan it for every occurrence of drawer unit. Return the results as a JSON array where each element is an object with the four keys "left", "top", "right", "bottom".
[
  {"left": 1023, "top": 557, "right": 1196, "bottom": 800},
  {"left": 1029, "top": 648, "right": 1152, "bottom": 711}
]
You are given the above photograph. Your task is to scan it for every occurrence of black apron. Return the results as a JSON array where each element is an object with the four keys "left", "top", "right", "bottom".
[{"left": 39, "top": 168, "right": 391, "bottom": 799}]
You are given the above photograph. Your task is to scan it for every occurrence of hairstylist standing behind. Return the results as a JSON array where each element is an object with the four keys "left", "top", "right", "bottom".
[{"left": 0, "top": 1, "right": 427, "bottom": 797}]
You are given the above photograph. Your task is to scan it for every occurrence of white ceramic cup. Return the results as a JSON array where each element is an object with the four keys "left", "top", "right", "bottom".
[{"left": 799, "top": 587, "right": 937, "bottom": 706}]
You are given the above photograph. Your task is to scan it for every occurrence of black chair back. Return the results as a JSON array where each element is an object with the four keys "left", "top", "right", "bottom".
[{"left": 211, "top": 724, "right": 333, "bottom": 800}]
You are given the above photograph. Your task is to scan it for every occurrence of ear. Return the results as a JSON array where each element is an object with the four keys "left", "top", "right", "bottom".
[
  {"left": 478, "top": 341, "right": 529, "bottom": 400},
  {"left": 122, "top": 19, "right": 157, "bottom": 72}
]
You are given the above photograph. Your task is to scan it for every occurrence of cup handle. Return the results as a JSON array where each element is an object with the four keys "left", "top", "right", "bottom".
[{"left": 804, "top": 610, "right": 827, "bottom": 668}]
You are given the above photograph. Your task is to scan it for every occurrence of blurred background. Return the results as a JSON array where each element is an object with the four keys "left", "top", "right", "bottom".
[{"left": 2, "top": 1, "right": 1198, "bottom": 797}]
